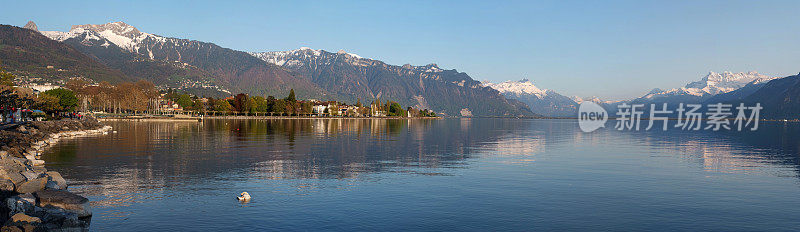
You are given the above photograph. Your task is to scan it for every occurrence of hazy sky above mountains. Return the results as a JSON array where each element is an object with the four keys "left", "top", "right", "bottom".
[{"left": 4, "top": 0, "right": 800, "bottom": 100}]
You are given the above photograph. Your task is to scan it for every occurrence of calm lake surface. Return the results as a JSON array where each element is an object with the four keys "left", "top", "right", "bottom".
[{"left": 41, "top": 119, "right": 800, "bottom": 231}]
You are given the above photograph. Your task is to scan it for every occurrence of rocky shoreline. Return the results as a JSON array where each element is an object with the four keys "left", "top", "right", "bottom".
[{"left": 0, "top": 119, "right": 112, "bottom": 231}]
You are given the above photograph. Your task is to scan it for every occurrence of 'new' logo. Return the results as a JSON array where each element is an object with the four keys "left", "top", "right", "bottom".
[{"left": 578, "top": 102, "right": 608, "bottom": 132}]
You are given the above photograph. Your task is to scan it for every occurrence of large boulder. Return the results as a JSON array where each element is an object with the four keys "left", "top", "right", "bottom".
[
  {"left": 33, "top": 190, "right": 91, "bottom": 218},
  {"left": 4, "top": 173, "right": 25, "bottom": 187},
  {"left": 5, "top": 196, "right": 36, "bottom": 218},
  {"left": 44, "top": 172, "right": 66, "bottom": 190},
  {"left": 15, "top": 178, "right": 46, "bottom": 194},
  {"left": 0, "top": 165, "right": 26, "bottom": 182}
]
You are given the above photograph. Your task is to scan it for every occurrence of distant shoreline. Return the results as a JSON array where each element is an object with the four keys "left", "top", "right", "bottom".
[
  {"left": 98, "top": 115, "right": 443, "bottom": 122},
  {"left": 96, "top": 115, "right": 800, "bottom": 122}
]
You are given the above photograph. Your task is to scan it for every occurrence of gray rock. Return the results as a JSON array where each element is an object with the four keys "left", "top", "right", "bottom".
[
  {"left": 6, "top": 172, "right": 27, "bottom": 186},
  {"left": 5, "top": 196, "right": 35, "bottom": 218},
  {"left": 45, "top": 173, "right": 66, "bottom": 187},
  {"left": 0, "top": 164, "right": 25, "bottom": 175},
  {"left": 34, "top": 190, "right": 92, "bottom": 218},
  {"left": 20, "top": 172, "right": 38, "bottom": 181},
  {"left": 44, "top": 172, "right": 66, "bottom": 190},
  {"left": 33, "top": 206, "right": 87, "bottom": 230},
  {"left": 16, "top": 178, "right": 47, "bottom": 194}
]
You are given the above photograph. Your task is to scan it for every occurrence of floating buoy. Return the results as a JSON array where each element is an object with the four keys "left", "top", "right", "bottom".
[{"left": 237, "top": 192, "right": 251, "bottom": 201}]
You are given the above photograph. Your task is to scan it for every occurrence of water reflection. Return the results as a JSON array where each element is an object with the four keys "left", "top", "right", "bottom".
[
  {"left": 42, "top": 119, "right": 522, "bottom": 209},
  {"left": 584, "top": 121, "right": 800, "bottom": 177},
  {"left": 38, "top": 119, "right": 800, "bottom": 229}
]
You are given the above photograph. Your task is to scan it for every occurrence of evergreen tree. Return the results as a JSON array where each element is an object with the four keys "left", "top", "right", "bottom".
[{"left": 286, "top": 89, "right": 296, "bottom": 103}]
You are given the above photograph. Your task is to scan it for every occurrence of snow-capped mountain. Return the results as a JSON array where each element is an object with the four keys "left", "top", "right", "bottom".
[
  {"left": 483, "top": 79, "right": 548, "bottom": 99},
  {"left": 35, "top": 21, "right": 322, "bottom": 97},
  {"left": 484, "top": 79, "right": 577, "bottom": 117},
  {"left": 41, "top": 22, "right": 166, "bottom": 54},
  {"left": 642, "top": 71, "right": 775, "bottom": 99},
  {"left": 250, "top": 47, "right": 446, "bottom": 74},
  {"left": 251, "top": 47, "right": 368, "bottom": 67},
  {"left": 250, "top": 48, "right": 531, "bottom": 116}
]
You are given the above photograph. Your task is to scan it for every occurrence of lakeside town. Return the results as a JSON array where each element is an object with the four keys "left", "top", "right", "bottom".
[
  {"left": 0, "top": 65, "right": 439, "bottom": 230},
  {"left": 1, "top": 67, "right": 438, "bottom": 123}
]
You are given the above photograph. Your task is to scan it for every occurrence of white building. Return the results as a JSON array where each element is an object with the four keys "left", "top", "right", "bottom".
[
  {"left": 22, "top": 83, "right": 61, "bottom": 94},
  {"left": 312, "top": 105, "right": 327, "bottom": 114}
]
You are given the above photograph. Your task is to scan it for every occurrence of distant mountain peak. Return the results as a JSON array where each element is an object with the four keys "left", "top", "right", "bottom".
[
  {"left": 485, "top": 79, "right": 547, "bottom": 98},
  {"left": 250, "top": 47, "right": 446, "bottom": 73},
  {"left": 485, "top": 79, "right": 579, "bottom": 117},
  {"left": 41, "top": 21, "right": 163, "bottom": 53},
  {"left": 23, "top": 21, "right": 38, "bottom": 31},
  {"left": 71, "top": 21, "right": 142, "bottom": 38},
  {"left": 572, "top": 96, "right": 605, "bottom": 104},
  {"left": 335, "top": 49, "right": 363, "bottom": 59},
  {"left": 648, "top": 88, "right": 664, "bottom": 94},
  {"left": 644, "top": 71, "right": 776, "bottom": 99}
]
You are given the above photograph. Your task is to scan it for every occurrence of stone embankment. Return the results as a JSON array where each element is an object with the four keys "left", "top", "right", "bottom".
[{"left": 0, "top": 118, "right": 112, "bottom": 231}]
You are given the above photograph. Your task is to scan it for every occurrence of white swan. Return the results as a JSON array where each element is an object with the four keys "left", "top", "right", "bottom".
[{"left": 237, "top": 192, "right": 251, "bottom": 201}]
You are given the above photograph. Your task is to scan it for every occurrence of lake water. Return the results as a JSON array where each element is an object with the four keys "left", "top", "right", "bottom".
[{"left": 41, "top": 119, "right": 800, "bottom": 231}]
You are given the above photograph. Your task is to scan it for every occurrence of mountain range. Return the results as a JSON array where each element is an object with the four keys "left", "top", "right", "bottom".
[
  {"left": 482, "top": 79, "right": 577, "bottom": 117},
  {"left": 249, "top": 48, "right": 531, "bottom": 117},
  {"left": 483, "top": 71, "right": 800, "bottom": 119},
  {"left": 0, "top": 21, "right": 532, "bottom": 117},
  {"left": 713, "top": 73, "right": 800, "bottom": 119},
  {"left": 1, "top": 21, "right": 798, "bottom": 119},
  {"left": 633, "top": 71, "right": 776, "bottom": 104}
]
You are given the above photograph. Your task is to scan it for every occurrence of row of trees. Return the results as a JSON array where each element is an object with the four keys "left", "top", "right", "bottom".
[
  {"left": 67, "top": 79, "right": 160, "bottom": 114},
  {"left": 166, "top": 89, "right": 317, "bottom": 116},
  {"left": 166, "top": 89, "right": 435, "bottom": 117}
]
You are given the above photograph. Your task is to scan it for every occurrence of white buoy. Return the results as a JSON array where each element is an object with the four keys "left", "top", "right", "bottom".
[{"left": 237, "top": 192, "right": 251, "bottom": 201}]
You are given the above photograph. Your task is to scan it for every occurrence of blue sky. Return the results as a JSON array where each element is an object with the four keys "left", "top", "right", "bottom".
[{"left": 3, "top": 0, "right": 800, "bottom": 100}]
